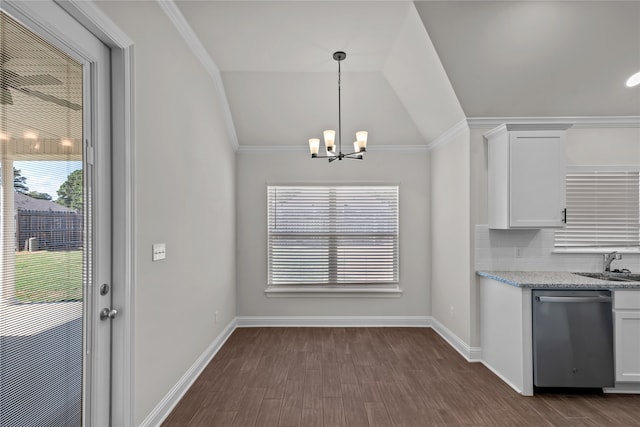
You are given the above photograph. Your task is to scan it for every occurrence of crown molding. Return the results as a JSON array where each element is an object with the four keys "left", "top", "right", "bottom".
[
  {"left": 467, "top": 116, "right": 640, "bottom": 129},
  {"left": 157, "top": 0, "right": 239, "bottom": 151},
  {"left": 237, "top": 144, "right": 430, "bottom": 153},
  {"left": 425, "top": 119, "right": 469, "bottom": 151},
  {"left": 237, "top": 145, "right": 306, "bottom": 153}
]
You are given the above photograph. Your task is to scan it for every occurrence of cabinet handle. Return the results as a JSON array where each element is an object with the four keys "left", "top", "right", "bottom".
[{"left": 562, "top": 208, "right": 567, "bottom": 223}]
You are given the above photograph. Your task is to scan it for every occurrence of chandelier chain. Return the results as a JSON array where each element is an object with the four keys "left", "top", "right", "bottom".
[{"left": 337, "top": 58, "right": 342, "bottom": 156}]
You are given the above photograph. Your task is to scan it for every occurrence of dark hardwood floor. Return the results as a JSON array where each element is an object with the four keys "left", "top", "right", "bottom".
[{"left": 162, "top": 327, "right": 640, "bottom": 426}]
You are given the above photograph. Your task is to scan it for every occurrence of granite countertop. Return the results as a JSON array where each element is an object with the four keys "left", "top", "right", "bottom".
[{"left": 477, "top": 271, "right": 640, "bottom": 289}]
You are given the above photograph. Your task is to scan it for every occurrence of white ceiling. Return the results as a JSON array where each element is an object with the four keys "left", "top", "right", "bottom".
[
  {"left": 172, "top": 0, "right": 640, "bottom": 149},
  {"left": 415, "top": 1, "right": 640, "bottom": 118}
]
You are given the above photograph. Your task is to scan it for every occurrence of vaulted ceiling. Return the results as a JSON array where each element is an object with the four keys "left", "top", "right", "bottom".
[
  {"left": 415, "top": 1, "right": 640, "bottom": 118},
  {"left": 170, "top": 1, "right": 639, "bottom": 150}
]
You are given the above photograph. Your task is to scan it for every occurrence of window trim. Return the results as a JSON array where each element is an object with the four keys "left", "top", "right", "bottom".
[
  {"left": 553, "top": 165, "right": 640, "bottom": 254},
  {"left": 265, "top": 184, "right": 401, "bottom": 296}
]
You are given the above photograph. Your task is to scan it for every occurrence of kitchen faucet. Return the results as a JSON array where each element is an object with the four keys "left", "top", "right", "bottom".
[{"left": 603, "top": 251, "right": 622, "bottom": 273}]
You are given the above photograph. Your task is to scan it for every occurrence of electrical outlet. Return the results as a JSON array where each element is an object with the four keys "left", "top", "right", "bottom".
[
  {"left": 515, "top": 247, "right": 522, "bottom": 258},
  {"left": 450, "top": 306, "right": 455, "bottom": 319},
  {"left": 214, "top": 310, "right": 219, "bottom": 324},
  {"left": 152, "top": 243, "right": 166, "bottom": 261}
]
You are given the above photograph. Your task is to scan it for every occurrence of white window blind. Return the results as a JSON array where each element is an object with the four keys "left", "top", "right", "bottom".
[
  {"left": 1, "top": 11, "right": 85, "bottom": 426},
  {"left": 555, "top": 171, "right": 640, "bottom": 249},
  {"left": 268, "top": 185, "right": 399, "bottom": 286}
]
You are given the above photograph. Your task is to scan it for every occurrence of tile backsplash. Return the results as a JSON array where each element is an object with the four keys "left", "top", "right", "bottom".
[{"left": 475, "top": 225, "right": 640, "bottom": 273}]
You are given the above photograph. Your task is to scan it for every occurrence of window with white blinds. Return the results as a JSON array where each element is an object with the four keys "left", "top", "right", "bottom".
[
  {"left": 554, "top": 170, "right": 640, "bottom": 250},
  {"left": 267, "top": 185, "right": 399, "bottom": 286}
]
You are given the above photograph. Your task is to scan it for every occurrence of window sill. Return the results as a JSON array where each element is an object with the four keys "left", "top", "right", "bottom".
[{"left": 264, "top": 285, "right": 403, "bottom": 298}]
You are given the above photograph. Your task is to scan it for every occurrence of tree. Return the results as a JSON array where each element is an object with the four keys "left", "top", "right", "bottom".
[
  {"left": 12, "top": 168, "right": 29, "bottom": 194},
  {"left": 0, "top": 167, "right": 30, "bottom": 192},
  {"left": 27, "top": 191, "right": 52, "bottom": 200},
  {"left": 56, "top": 169, "right": 83, "bottom": 211}
]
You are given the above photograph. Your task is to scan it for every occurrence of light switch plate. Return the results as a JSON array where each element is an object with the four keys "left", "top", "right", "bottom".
[{"left": 152, "top": 243, "right": 166, "bottom": 261}]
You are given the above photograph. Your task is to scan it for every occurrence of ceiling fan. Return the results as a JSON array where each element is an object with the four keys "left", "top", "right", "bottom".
[{"left": 0, "top": 52, "right": 82, "bottom": 111}]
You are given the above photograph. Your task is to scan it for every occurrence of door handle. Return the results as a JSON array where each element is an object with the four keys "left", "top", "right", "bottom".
[{"left": 100, "top": 308, "right": 118, "bottom": 321}]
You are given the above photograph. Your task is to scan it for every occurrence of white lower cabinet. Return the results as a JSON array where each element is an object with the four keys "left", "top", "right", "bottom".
[{"left": 614, "top": 291, "right": 640, "bottom": 383}]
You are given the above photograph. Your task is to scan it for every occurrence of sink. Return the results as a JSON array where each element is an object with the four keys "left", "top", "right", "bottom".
[{"left": 574, "top": 272, "right": 640, "bottom": 282}]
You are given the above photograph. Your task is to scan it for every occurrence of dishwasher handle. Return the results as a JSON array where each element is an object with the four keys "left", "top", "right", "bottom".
[{"left": 535, "top": 295, "right": 612, "bottom": 303}]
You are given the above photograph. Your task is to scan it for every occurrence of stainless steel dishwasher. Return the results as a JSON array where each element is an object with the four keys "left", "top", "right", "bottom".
[{"left": 532, "top": 289, "right": 614, "bottom": 388}]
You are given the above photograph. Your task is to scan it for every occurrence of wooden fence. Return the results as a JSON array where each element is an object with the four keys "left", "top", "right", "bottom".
[{"left": 16, "top": 210, "right": 82, "bottom": 251}]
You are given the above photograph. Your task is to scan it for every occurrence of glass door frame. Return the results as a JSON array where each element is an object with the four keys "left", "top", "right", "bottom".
[{"left": 0, "top": 1, "right": 136, "bottom": 425}]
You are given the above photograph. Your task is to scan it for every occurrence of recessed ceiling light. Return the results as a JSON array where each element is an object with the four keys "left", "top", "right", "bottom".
[{"left": 626, "top": 71, "right": 640, "bottom": 88}]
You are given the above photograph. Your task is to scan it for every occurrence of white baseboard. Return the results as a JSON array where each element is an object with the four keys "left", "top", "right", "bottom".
[
  {"left": 604, "top": 383, "right": 640, "bottom": 394},
  {"left": 430, "top": 317, "right": 482, "bottom": 362},
  {"left": 139, "top": 318, "right": 237, "bottom": 427},
  {"left": 236, "top": 315, "right": 432, "bottom": 328}
]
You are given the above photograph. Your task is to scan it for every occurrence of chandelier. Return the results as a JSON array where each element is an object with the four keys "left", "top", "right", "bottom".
[{"left": 308, "top": 51, "right": 368, "bottom": 162}]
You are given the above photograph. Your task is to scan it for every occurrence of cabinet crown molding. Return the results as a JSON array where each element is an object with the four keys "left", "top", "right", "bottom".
[{"left": 484, "top": 123, "right": 572, "bottom": 139}]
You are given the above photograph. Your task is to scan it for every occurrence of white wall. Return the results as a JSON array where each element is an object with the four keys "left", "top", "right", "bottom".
[
  {"left": 475, "top": 225, "right": 640, "bottom": 273},
  {"left": 236, "top": 150, "right": 430, "bottom": 318},
  {"left": 430, "top": 128, "right": 472, "bottom": 344},
  {"left": 94, "top": 2, "right": 236, "bottom": 425}
]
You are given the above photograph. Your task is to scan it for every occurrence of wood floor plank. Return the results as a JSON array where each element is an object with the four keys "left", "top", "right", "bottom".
[
  {"left": 188, "top": 409, "right": 236, "bottom": 427},
  {"left": 162, "top": 328, "right": 640, "bottom": 427},
  {"left": 301, "top": 407, "right": 323, "bottom": 427},
  {"left": 303, "top": 369, "right": 323, "bottom": 410},
  {"left": 341, "top": 383, "right": 369, "bottom": 427},
  {"left": 364, "top": 401, "right": 393, "bottom": 427},
  {"left": 254, "top": 398, "right": 282, "bottom": 427},
  {"left": 322, "top": 397, "right": 346, "bottom": 427},
  {"left": 322, "top": 362, "right": 342, "bottom": 397},
  {"left": 230, "top": 387, "right": 266, "bottom": 427},
  {"left": 278, "top": 379, "right": 304, "bottom": 426}
]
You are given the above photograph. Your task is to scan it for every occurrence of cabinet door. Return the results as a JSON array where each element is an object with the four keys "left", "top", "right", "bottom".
[
  {"left": 615, "top": 310, "right": 640, "bottom": 382},
  {"left": 509, "top": 131, "right": 566, "bottom": 227}
]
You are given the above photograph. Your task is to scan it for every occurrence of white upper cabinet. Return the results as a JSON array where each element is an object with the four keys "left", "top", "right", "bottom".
[{"left": 486, "top": 124, "right": 570, "bottom": 229}]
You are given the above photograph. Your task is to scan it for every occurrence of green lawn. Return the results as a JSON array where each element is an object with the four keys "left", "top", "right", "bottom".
[{"left": 14, "top": 250, "right": 83, "bottom": 303}]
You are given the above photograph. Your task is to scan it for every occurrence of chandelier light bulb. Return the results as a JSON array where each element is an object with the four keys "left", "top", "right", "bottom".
[
  {"left": 323, "top": 130, "right": 335, "bottom": 152},
  {"left": 356, "top": 131, "right": 368, "bottom": 150},
  {"left": 309, "top": 138, "right": 320, "bottom": 156},
  {"left": 353, "top": 141, "right": 359, "bottom": 153}
]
